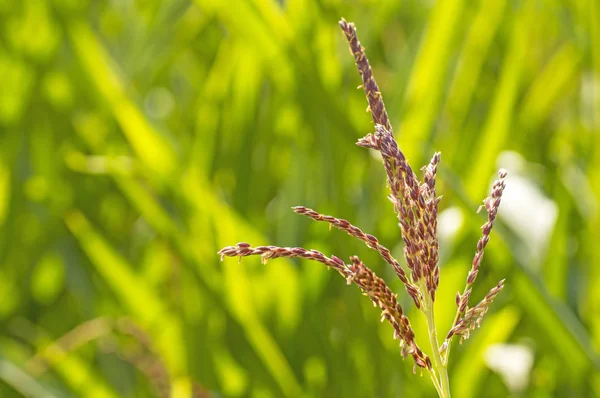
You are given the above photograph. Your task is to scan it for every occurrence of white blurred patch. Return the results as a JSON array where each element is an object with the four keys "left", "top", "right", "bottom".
[
  {"left": 484, "top": 343, "right": 534, "bottom": 392},
  {"left": 437, "top": 207, "right": 464, "bottom": 260},
  {"left": 496, "top": 151, "right": 558, "bottom": 268},
  {"left": 438, "top": 206, "right": 464, "bottom": 241}
]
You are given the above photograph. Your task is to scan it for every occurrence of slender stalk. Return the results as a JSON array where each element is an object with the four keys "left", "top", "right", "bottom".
[
  {"left": 423, "top": 294, "right": 451, "bottom": 398},
  {"left": 427, "top": 367, "right": 443, "bottom": 397}
]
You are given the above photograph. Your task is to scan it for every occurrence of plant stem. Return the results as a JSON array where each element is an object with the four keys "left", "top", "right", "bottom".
[
  {"left": 427, "top": 368, "right": 443, "bottom": 397},
  {"left": 423, "top": 296, "right": 451, "bottom": 398}
]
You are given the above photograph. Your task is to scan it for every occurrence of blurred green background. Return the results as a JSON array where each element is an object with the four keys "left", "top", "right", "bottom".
[{"left": 1, "top": 0, "right": 599, "bottom": 397}]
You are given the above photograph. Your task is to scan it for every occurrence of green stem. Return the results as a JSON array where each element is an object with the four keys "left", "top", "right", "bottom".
[
  {"left": 427, "top": 367, "right": 443, "bottom": 397},
  {"left": 423, "top": 297, "right": 451, "bottom": 398}
]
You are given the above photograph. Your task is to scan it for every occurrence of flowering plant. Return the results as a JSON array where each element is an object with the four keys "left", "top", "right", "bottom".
[{"left": 219, "top": 19, "right": 507, "bottom": 398}]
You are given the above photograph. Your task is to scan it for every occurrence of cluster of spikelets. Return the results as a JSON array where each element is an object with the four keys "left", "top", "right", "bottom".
[{"left": 218, "top": 18, "right": 507, "bottom": 392}]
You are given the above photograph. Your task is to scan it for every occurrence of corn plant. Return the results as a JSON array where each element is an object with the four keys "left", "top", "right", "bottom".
[{"left": 218, "top": 19, "right": 507, "bottom": 398}]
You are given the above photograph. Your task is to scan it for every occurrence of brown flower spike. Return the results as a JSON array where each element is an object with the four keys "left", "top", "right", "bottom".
[
  {"left": 218, "top": 244, "right": 431, "bottom": 370},
  {"left": 218, "top": 18, "right": 508, "bottom": 398}
]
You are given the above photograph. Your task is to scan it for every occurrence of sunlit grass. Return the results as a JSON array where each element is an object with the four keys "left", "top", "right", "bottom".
[{"left": 0, "top": 0, "right": 598, "bottom": 397}]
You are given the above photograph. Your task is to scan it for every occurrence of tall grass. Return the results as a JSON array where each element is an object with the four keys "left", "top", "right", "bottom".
[{"left": 0, "top": 1, "right": 598, "bottom": 397}]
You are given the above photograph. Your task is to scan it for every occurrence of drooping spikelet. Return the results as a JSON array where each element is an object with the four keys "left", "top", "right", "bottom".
[
  {"left": 346, "top": 256, "right": 430, "bottom": 369},
  {"left": 218, "top": 244, "right": 431, "bottom": 369}
]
